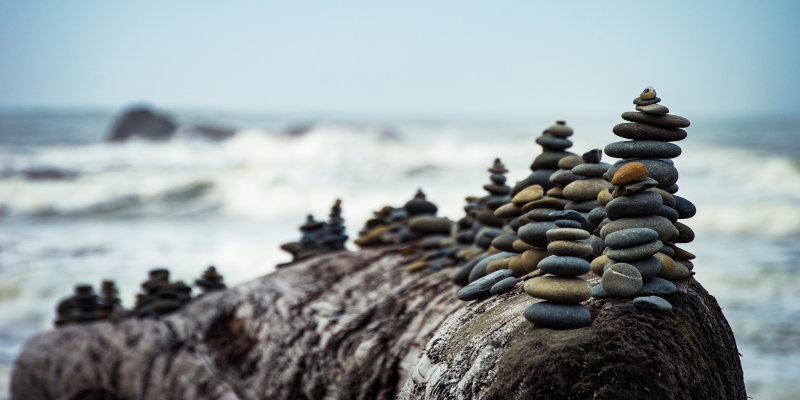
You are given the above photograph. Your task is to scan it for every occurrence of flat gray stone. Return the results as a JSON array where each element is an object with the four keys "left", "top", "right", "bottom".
[
  {"left": 639, "top": 277, "right": 677, "bottom": 296},
  {"left": 604, "top": 140, "right": 682, "bottom": 159},
  {"left": 468, "top": 252, "right": 514, "bottom": 283},
  {"left": 635, "top": 104, "right": 669, "bottom": 114},
  {"left": 523, "top": 301, "right": 592, "bottom": 330},
  {"left": 605, "top": 191, "right": 663, "bottom": 220},
  {"left": 458, "top": 269, "right": 514, "bottom": 301},
  {"left": 572, "top": 163, "right": 610, "bottom": 178},
  {"left": 607, "top": 240, "right": 663, "bottom": 261},
  {"left": 628, "top": 256, "right": 662, "bottom": 280},
  {"left": 600, "top": 215, "right": 679, "bottom": 242},
  {"left": 490, "top": 276, "right": 519, "bottom": 295},
  {"left": 536, "top": 135, "right": 573, "bottom": 150},
  {"left": 634, "top": 295, "right": 673, "bottom": 312},
  {"left": 537, "top": 255, "right": 591, "bottom": 276},
  {"left": 604, "top": 227, "right": 660, "bottom": 249},
  {"left": 546, "top": 228, "right": 590, "bottom": 242},
  {"left": 601, "top": 263, "right": 643, "bottom": 297},
  {"left": 621, "top": 111, "right": 691, "bottom": 128}
]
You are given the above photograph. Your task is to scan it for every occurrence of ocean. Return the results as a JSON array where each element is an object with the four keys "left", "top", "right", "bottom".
[{"left": 1, "top": 108, "right": 799, "bottom": 399}]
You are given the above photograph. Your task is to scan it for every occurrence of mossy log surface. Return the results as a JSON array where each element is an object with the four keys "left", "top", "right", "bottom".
[{"left": 12, "top": 246, "right": 744, "bottom": 400}]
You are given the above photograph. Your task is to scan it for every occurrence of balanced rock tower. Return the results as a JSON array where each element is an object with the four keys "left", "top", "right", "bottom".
[
  {"left": 133, "top": 268, "right": 192, "bottom": 318},
  {"left": 195, "top": 266, "right": 226, "bottom": 293},
  {"left": 512, "top": 121, "right": 577, "bottom": 195},
  {"left": 54, "top": 284, "right": 104, "bottom": 327}
]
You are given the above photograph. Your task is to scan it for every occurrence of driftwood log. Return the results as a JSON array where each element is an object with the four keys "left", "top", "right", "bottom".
[{"left": 11, "top": 246, "right": 745, "bottom": 399}]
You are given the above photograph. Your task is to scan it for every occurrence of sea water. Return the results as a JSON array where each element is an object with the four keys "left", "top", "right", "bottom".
[{"left": 0, "top": 109, "right": 798, "bottom": 399}]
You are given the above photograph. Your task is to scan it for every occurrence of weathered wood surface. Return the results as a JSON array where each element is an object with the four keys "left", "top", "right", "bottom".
[{"left": 11, "top": 246, "right": 745, "bottom": 400}]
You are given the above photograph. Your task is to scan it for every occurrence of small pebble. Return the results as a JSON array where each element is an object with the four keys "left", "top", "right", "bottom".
[{"left": 634, "top": 296, "right": 673, "bottom": 312}]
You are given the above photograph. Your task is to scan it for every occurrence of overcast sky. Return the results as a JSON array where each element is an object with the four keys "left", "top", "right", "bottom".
[{"left": 1, "top": 1, "right": 798, "bottom": 118}]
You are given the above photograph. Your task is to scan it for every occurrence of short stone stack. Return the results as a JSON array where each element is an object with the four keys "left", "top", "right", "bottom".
[
  {"left": 54, "top": 284, "right": 104, "bottom": 327},
  {"left": 133, "top": 268, "right": 193, "bottom": 318},
  {"left": 563, "top": 149, "right": 611, "bottom": 214},
  {"left": 522, "top": 226, "right": 593, "bottom": 329},
  {"left": 280, "top": 215, "right": 325, "bottom": 262},
  {"left": 195, "top": 266, "right": 226, "bottom": 293},
  {"left": 354, "top": 206, "right": 405, "bottom": 247},
  {"left": 321, "top": 199, "right": 348, "bottom": 252},
  {"left": 547, "top": 154, "right": 583, "bottom": 209},
  {"left": 98, "top": 280, "right": 125, "bottom": 320},
  {"left": 512, "top": 121, "right": 577, "bottom": 195}
]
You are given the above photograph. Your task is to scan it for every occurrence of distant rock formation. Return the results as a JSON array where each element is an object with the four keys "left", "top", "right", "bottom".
[{"left": 106, "top": 106, "right": 177, "bottom": 142}]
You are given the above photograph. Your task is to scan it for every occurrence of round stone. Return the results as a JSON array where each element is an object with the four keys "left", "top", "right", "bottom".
[
  {"left": 605, "top": 191, "right": 663, "bottom": 220},
  {"left": 639, "top": 277, "right": 677, "bottom": 296},
  {"left": 563, "top": 178, "right": 609, "bottom": 201},
  {"left": 656, "top": 205, "right": 679, "bottom": 223},
  {"left": 511, "top": 185, "right": 544, "bottom": 206},
  {"left": 605, "top": 140, "right": 682, "bottom": 159},
  {"left": 636, "top": 104, "right": 669, "bottom": 114},
  {"left": 557, "top": 155, "right": 584, "bottom": 170},
  {"left": 665, "top": 184, "right": 679, "bottom": 194},
  {"left": 601, "top": 263, "right": 643, "bottom": 297},
  {"left": 660, "top": 246, "right": 676, "bottom": 257},
  {"left": 494, "top": 203, "right": 522, "bottom": 219},
  {"left": 457, "top": 269, "right": 515, "bottom": 301},
  {"left": 547, "top": 186, "right": 564, "bottom": 197},
  {"left": 512, "top": 239, "right": 534, "bottom": 253},
  {"left": 475, "top": 227, "right": 503, "bottom": 248},
  {"left": 605, "top": 159, "right": 679, "bottom": 190},
  {"left": 597, "top": 189, "right": 613, "bottom": 206},
  {"left": 564, "top": 200, "right": 600, "bottom": 213},
  {"left": 600, "top": 216, "right": 678, "bottom": 242},
  {"left": 673, "top": 221, "right": 695, "bottom": 243},
  {"left": 628, "top": 255, "right": 661, "bottom": 280},
  {"left": 408, "top": 216, "right": 453, "bottom": 234},
  {"left": 532, "top": 151, "right": 575, "bottom": 170},
  {"left": 591, "top": 284, "right": 608, "bottom": 298},
  {"left": 572, "top": 162, "right": 610, "bottom": 178},
  {"left": 673, "top": 195, "right": 697, "bottom": 219},
  {"left": 547, "top": 241, "right": 594, "bottom": 258},
  {"left": 604, "top": 227, "right": 660, "bottom": 249},
  {"left": 546, "top": 228, "right": 590, "bottom": 241},
  {"left": 490, "top": 277, "right": 519, "bottom": 295},
  {"left": 612, "top": 122, "right": 687, "bottom": 142},
  {"left": 523, "top": 301, "right": 592, "bottom": 330},
  {"left": 550, "top": 169, "right": 582, "bottom": 186},
  {"left": 536, "top": 135, "right": 573, "bottom": 150},
  {"left": 621, "top": 111, "right": 691, "bottom": 128},
  {"left": 452, "top": 253, "right": 487, "bottom": 285},
  {"left": 588, "top": 207, "right": 607, "bottom": 226},
  {"left": 591, "top": 254, "right": 613, "bottom": 276},
  {"left": 633, "top": 96, "right": 661, "bottom": 106},
  {"left": 640, "top": 86, "right": 656, "bottom": 100},
  {"left": 521, "top": 248, "right": 549, "bottom": 273},
  {"left": 606, "top": 239, "right": 663, "bottom": 261},
  {"left": 490, "top": 234, "right": 517, "bottom": 253},
  {"left": 546, "top": 122, "right": 574, "bottom": 138},
  {"left": 611, "top": 162, "right": 648, "bottom": 186},
  {"left": 648, "top": 188, "right": 676, "bottom": 208},
  {"left": 654, "top": 252, "right": 678, "bottom": 279},
  {"left": 537, "top": 255, "right": 591, "bottom": 276},
  {"left": 519, "top": 221, "right": 559, "bottom": 248},
  {"left": 633, "top": 296, "right": 673, "bottom": 312},
  {"left": 523, "top": 276, "right": 592, "bottom": 303}
]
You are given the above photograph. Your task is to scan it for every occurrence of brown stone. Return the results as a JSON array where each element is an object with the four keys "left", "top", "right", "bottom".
[
  {"left": 654, "top": 252, "right": 678, "bottom": 279},
  {"left": 591, "top": 254, "right": 613, "bottom": 276},
  {"left": 507, "top": 255, "right": 526, "bottom": 277},
  {"left": 486, "top": 258, "right": 511, "bottom": 274},
  {"left": 494, "top": 203, "right": 522, "bottom": 219},
  {"left": 511, "top": 185, "right": 545, "bottom": 206},
  {"left": 407, "top": 260, "right": 428, "bottom": 272},
  {"left": 512, "top": 239, "right": 535, "bottom": 253},
  {"left": 666, "top": 243, "right": 696, "bottom": 260},
  {"left": 521, "top": 248, "right": 549, "bottom": 273},
  {"left": 523, "top": 276, "right": 592, "bottom": 303},
  {"left": 557, "top": 155, "right": 583, "bottom": 170},
  {"left": 521, "top": 197, "right": 566, "bottom": 213},
  {"left": 562, "top": 178, "right": 609, "bottom": 201},
  {"left": 611, "top": 162, "right": 648, "bottom": 186},
  {"left": 597, "top": 189, "right": 613, "bottom": 206},
  {"left": 546, "top": 187, "right": 564, "bottom": 198}
]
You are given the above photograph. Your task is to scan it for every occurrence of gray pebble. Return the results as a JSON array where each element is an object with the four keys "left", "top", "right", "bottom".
[
  {"left": 523, "top": 301, "right": 592, "bottom": 330},
  {"left": 458, "top": 269, "right": 515, "bottom": 301},
  {"left": 490, "top": 276, "right": 519, "bottom": 295},
  {"left": 633, "top": 295, "right": 673, "bottom": 312}
]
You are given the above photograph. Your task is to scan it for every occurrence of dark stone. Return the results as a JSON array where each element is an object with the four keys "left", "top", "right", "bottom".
[
  {"left": 660, "top": 246, "right": 676, "bottom": 257},
  {"left": 581, "top": 149, "right": 603, "bottom": 164},
  {"left": 633, "top": 96, "right": 661, "bottom": 106},
  {"left": 408, "top": 216, "right": 453, "bottom": 234},
  {"left": 588, "top": 207, "right": 607, "bottom": 226},
  {"left": 621, "top": 112, "right": 691, "bottom": 128},
  {"left": 600, "top": 216, "right": 678, "bottom": 242},
  {"left": 606, "top": 240, "right": 663, "bottom": 261},
  {"left": 490, "top": 277, "right": 519, "bottom": 295},
  {"left": 483, "top": 184, "right": 511, "bottom": 196},
  {"left": 549, "top": 169, "right": 582, "bottom": 186},
  {"left": 612, "top": 123, "right": 687, "bottom": 142},
  {"left": 475, "top": 227, "right": 503, "bottom": 248},
  {"left": 673, "top": 221, "right": 695, "bottom": 243},
  {"left": 591, "top": 284, "right": 609, "bottom": 298},
  {"left": 537, "top": 256, "right": 591, "bottom": 276},
  {"left": 531, "top": 151, "right": 576, "bottom": 170},
  {"left": 546, "top": 228, "right": 590, "bottom": 242},
  {"left": 458, "top": 269, "right": 514, "bottom": 301},
  {"left": 548, "top": 210, "right": 586, "bottom": 224},
  {"left": 469, "top": 253, "right": 514, "bottom": 283},
  {"left": 452, "top": 253, "right": 488, "bottom": 285},
  {"left": 491, "top": 234, "right": 518, "bottom": 253},
  {"left": 604, "top": 159, "right": 679, "bottom": 189},
  {"left": 572, "top": 163, "right": 610, "bottom": 178},
  {"left": 518, "top": 221, "right": 559, "bottom": 248},
  {"left": 525, "top": 208, "right": 559, "bottom": 221},
  {"left": 555, "top": 219, "right": 583, "bottom": 229},
  {"left": 639, "top": 277, "right": 677, "bottom": 296},
  {"left": 536, "top": 136, "right": 573, "bottom": 151},
  {"left": 604, "top": 227, "right": 660, "bottom": 249},
  {"left": 601, "top": 263, "right": 643, "bottom": 297},
  {"left": 590, "top": 235, "right": 605, "bottom": 257},
  {"left": 490, "top": 173, "right": 507, "bottom": 185},
  {"left": 547, "top": 241, "right": 593, "bottom": 258},
  {"left": 656, "top": 205, "right": 679, "bottom": 223},
  {"left": 106, "top": 106, "right": 177, "bottom": 142},
  {"left": 629, "top": 256, "right": 662, "bottom": 280},
  {"left": 673, "top": 195, "right": 697, "bottom": 219},
  {"left": 523, "top": 301, "right": 592, "bottom": 330},
  {"left": 635, "top": 104, "right": 669, "bottom": 115},
  {"left": 604, "top": 140, "right": 682, "bottom": 159},
  {"left": 633, "top": 296, "right": 673, "bottom": 312},
  {"left": 665, "top": 184, "right": 679, "bottom": 194},
  {"left": 605, "top": 191, "right": 663, "bottom": 220}
]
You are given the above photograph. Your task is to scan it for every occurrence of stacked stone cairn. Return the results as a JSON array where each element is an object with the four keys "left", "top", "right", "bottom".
[
  {"left": 598, "top": 87, "right": 696, "bottom": 302},
  {"left": 132, "top": 268, "right": 192, "bottom": 318},
  {"left": 511, "top": 121, "right": 577, "bottom": 196},
  {"left": 98, "top": 280, "right": 125, "bottom": 320},
  {"left": 280, "top": 199, "right": 349, "bottom": 263},
  {"left": 54, "top": 284, "right": 105, "bottom": 327},
  {"left": 321, "top": 199, "right": 348, "bottom": 252},
  {"left": 195, "top": 265, "right": 226, "bottom": 293},
  {"left": 521, "top": 224, "right": 593, "bottom": 329}
]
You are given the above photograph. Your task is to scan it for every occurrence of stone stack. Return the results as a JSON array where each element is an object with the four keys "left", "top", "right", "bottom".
[
  {"left": 321, "top": 199, "right": 348, "bottom": 252},
  {"left": 195, "top": 266, "right": 226, "bottom": 293},
  {"left": 547, "top": 154, "right": 583, "bottom": 209},
  {"left": 98, "top": 280, "right": 125, "bottom": 320},
  {"left": 602, "top": 86, "right": 695, "bottom": 283},
  {"left": 563, "top": 149, "right": 611, "bottom": 214},
  {"left": 133, "top": 268, "right": 193, "bottom": 318},
  {"left": 522, "top": 226, "right": 593, "bottom": 329},
  {"left": 354, "top": 206, "right": 404, "bottom": 247},
  {"left": 54, "top": 284, "right": 104, "bottom": 327},
  {"left": 512, "top": 121, "right": 577, "bottom": 195}
]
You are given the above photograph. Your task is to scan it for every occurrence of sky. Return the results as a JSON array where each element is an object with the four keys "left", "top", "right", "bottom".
[{"left": 1, "top": 1, "right": 799, "bottom": 118}]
